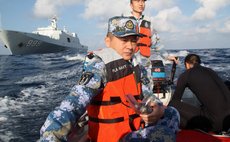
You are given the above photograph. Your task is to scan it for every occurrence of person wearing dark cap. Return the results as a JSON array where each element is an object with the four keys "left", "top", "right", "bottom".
[
  {"left": 169, "top": 54, "right": 230, "bottom": 133},
  {"left": 39, "top": 16, "right": 180, "bottom": 142}
]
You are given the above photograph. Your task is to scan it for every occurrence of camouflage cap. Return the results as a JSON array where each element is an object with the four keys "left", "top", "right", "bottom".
[{"left": 108, "top": 16, "right": 141, "bottom": 37}]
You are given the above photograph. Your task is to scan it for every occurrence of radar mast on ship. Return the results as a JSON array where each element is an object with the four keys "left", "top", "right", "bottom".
[{"left": 51, "top": 17, "right": 57, "bottom": 30}]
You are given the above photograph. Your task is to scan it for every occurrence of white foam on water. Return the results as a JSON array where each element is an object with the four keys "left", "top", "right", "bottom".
[
  {"left": 63, "top": 54, "right": 85, "bottom": 61},
  {"left": 175, "top": 50, "right": 189, "bottom": 57},
  {"left": 0, "top": 116, "right": 7, "bottom": 123},
  {"left": 0, "top": 85, "right": 50, "bottom": 120},
  {"left": 0, "top": 96, "right": 23, "bottom": 113},
  {"left": 163, "top": 50, "right": 189, "bottom": 65},
  {"left": 16, "top": 74, "right": 51, "bottom": 85},
  {"left": 20, "top": 85, "right": 48, "bottom": 98},
  {"left": 0, "top": 84, "right": 54, "bottom": 141}
]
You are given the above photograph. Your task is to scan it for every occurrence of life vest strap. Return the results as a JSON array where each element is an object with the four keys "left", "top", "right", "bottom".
[
  {"left": 88, "top": 114, "right": 140, "bottom": 125},
  {"left": 91, "top": 99, "right": 121, "bottom": 106},
  {"left": 129, "top": 114, "right": 140, "bottom": 131},
  {"left": 91, "top": 96, "right": 140, "bottom": 106},
  {"left": 137, "top": 43, "right": 151, "bottom": 47},
  {"left": 141, "top": 34, "right": 148, "bottom": 37},
  {"left": 89, "top": 116, "right": 124, "bottom": 123},
  {"left": 137, "top": 43, "right": 146, "bottom": 46},
  {"left": 139, "top": 34, "right": 151, "bottom": 38}
]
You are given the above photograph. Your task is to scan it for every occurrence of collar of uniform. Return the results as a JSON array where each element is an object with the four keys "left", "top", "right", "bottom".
[{"left": 127, "top": 12, "right": 144, "bottom": 21}]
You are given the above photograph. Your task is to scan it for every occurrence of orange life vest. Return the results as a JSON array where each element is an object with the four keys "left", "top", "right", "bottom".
[
  {"left": 87, "top": 48, "right": 142, "bottom": 142},
  {"left": 134, "top": 17, "right": 152, "bottom": 57}
]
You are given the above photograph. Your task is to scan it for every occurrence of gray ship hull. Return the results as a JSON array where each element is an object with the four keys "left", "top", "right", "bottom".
[{"left": 0, "top": 30, "right": 87, "bottom": 55}]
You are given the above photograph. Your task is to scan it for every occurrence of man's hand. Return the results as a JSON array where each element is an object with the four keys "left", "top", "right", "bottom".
[
  {"left": 139, "top": 102, "right": 165, "bottom": 125},
  {"left": 167, "top": 56, "right": 179, "bottom": 64}
]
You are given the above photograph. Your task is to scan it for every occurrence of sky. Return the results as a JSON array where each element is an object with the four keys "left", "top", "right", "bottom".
[{"left": 0, "top": 0, "right": 230, "bottom": 54}]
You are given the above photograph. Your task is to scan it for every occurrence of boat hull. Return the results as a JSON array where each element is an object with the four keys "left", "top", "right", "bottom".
[{"left": 0, "top": 30, "right": 87, "bottom": 55}]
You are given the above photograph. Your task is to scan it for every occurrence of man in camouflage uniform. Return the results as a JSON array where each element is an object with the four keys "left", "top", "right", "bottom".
[{"left": 39, "top": 16, "right": 180, "bottom": 142}]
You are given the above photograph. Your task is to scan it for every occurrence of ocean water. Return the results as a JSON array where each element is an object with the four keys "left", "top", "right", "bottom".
[{"left": 0, "top": 48, "right": 229, "bottom": 142}]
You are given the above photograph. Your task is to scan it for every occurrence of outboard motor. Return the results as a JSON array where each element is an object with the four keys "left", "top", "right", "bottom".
[
  {"left": 151, "top": 60, "right": 167, "bottom": 92},
  {"left": 151, "top": 60, "right": 172, "bottom": 105}
]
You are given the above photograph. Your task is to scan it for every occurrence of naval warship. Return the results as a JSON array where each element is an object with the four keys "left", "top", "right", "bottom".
[{"left": 0, "top": 17, "right": 87, "bottom": 55}]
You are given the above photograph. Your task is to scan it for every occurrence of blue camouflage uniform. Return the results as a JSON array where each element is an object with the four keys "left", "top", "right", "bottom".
[{"left": 39, "top": 50, "right": 180, "bottom": 142}]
